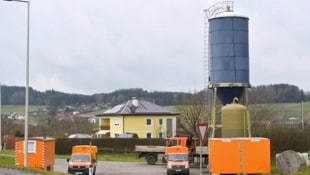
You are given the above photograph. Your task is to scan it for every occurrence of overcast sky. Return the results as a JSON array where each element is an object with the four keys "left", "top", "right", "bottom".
[{"left": 0, "top": 0, "right": 309, "bottom": 95}]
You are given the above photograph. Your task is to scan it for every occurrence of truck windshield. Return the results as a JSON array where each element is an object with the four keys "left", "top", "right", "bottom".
[
  {"left": 71, "top": 154, "right": 90, "bottom": 162},
  {"left": 168, "top": 154, "right": 188, "bottom": 161}
]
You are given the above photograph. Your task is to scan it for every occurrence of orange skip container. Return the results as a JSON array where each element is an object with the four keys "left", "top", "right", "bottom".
[{"left": 209, "top": 137, "right": 270, "bottom": 174}]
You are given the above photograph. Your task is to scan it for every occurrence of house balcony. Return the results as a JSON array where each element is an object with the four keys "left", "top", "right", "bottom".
[
  {"left": 96, "top": 125, "right": 110, "bottom": 137},
  {"left": 100, "top": 125, "right": 110, "bottom": 130}
]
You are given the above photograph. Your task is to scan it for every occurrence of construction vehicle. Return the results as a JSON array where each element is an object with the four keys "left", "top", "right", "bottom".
[
  {"left": 67, "top": 145, "right": 98, "bottom": 175},
  {"left": 135, "top": 136, "right": 208, "bottom": 165},
  {"left": 135, "top": 145, "right": 166, "bottom": 165},
  {"left": 166, "top": 145, "right": 190, "bottom": 175}
]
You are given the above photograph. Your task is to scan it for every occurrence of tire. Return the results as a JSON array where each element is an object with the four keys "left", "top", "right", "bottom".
[{"left": 146, "top": 154, "right": 157, "bottom": 165}]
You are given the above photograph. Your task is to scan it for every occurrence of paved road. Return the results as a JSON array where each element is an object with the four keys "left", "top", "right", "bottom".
[
  {"left": 54, "top": 159, "right": 208, "bottom": 175},
  {"left": 0, "top": 168, "right": 41, "bottom": 175},
  {"left": 0, "top": 159, "right": 207, "bottom": 175}
]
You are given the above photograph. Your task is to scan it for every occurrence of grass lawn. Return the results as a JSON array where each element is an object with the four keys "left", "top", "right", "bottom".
[
  {"left": 1, "top": 105, "right": 44, "bottom": 115},
  {"left": 56, "top": 153, "right": 144, "bottom": 162},
  {"left": 1, "top": 150, "right": 143, "bottom": 162},
  {"left": 82, "top": 109, "right": 104, "bottom": 115},
  {"left": 267, "top": 102, "right": 310, "bottom": 121},
  {"left": 0, "top": 154, "right": 14, "bottom": 166}
]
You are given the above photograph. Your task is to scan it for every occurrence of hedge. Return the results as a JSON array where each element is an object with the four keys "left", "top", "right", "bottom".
[{"left": 55, "top": 138, "right": 165, "bottom": 154}]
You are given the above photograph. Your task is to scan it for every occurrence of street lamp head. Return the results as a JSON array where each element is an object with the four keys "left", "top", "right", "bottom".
[{"left": 3, "top": 0, "right": 29, "bottom": 3}]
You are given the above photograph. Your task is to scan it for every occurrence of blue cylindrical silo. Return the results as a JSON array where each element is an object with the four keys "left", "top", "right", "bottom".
[{"left": 209, "top": 11, "right": 249, "bottom": 105}]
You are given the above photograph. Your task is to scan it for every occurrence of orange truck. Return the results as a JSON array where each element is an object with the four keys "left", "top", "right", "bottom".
[
  {"left": 67, "top": 145, "right": 98, "bottom": 175},
  {"left": 135, "top": 136, "right": 208, "bottom": 165},
  {"left": 166, "top": 146, "right": 190, "bottom": 175}
]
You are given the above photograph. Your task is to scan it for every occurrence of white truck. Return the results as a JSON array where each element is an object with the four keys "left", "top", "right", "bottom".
[{"left": 135, "top": 145, "right": 166, "bottom": 165}]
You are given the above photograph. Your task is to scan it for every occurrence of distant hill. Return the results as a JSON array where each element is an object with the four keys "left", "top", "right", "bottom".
[
  {"left": 248, "top": 84, "right": 308, "bottom": 104},
  {"left": 0, "top": 84, "right": 309, "bottom": 107},
  {"left": 0, "top": 86, "right": 194, "bottom": 107}
]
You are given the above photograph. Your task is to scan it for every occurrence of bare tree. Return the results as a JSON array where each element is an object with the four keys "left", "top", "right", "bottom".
[
  {"left": 248, "top": 104, "right": 276, "bottom": 130},
  {"left": 176, "top": 95, "right": 208, "bottom": 137}
]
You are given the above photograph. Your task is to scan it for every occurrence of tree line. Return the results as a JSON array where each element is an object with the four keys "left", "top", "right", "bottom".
[{"left": 0, "top": 84, "right": 309, "bottom": 107}]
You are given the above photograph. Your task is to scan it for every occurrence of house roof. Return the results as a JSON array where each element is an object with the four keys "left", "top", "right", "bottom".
[
  {"left": 16, "top": 137, "right": 55, "bottom": 141},
  {"left": 96, "top": 99, "right": 179, "bottom": 116},
  {"left": 68, "top": 133, "right": 92, "bottom": 138}
]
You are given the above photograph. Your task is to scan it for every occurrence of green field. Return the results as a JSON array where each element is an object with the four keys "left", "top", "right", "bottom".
[
  {"left": 1, "top": 105, "right": 43, "bottom": 114},
  {"left": 270, "top": 102, "right": 310, "bottom": 120}
]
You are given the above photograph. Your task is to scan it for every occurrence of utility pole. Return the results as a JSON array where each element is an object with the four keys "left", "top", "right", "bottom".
[
  {"left": 301, "top": 101, "right": 304, "bottom": 131},
  {"left": 3, "top": 0, "right": 30, "bottom": 167},
  {"left": 0, "top": 82, "right": 2, "bottom": 151}
]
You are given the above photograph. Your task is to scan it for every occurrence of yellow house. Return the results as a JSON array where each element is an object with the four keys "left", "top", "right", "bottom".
[{"left": 96, "top": 98, "right": 179, "bottom": 138}]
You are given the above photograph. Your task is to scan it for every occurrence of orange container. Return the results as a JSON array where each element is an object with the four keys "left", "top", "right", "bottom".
[
  {"left": 241, "top": 138, "right": 270, "bottom": 174},
  {"left": 15, "top": 137, "right": 55, "bottom": 171},
  {"left": 209, "top": 137, "right": 270, "bottom": 174},
  {"left": 209, "top": 138, "right": 241, "bottom": 174}
]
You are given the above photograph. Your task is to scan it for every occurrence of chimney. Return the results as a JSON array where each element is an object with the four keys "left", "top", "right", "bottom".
[
  {"left": 130, "top": 97, "right": 139, "bottom": 113},
  {"left": 132, "top": 97, "right": 139, "bottom": 107}
]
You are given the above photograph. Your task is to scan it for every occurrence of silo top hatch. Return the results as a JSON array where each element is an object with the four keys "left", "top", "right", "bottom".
[{"left": 205, "top": 1, "right": 248, "bottom": 20}]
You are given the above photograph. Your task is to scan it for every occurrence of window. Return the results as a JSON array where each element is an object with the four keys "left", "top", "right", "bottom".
[
  {"left": 113, "top": 118, "right": 119, "bottom": 126},
  {"left": 71, "top": 154, "right": 91, "bottom": 162},
  {"left": 159, "top": 118, "right": 163, "bottom": 125},
  {"left": 26, "top": 141, "right": 36, "bottom": 153},
  {"left": 146, "top": 118, "right": 152, "bottom": 126},
  {"left": 146, "top": 133, "right": 152, "bottom": 139}
]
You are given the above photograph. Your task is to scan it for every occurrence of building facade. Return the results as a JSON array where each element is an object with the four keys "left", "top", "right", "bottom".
[{"left": 96, "top": 98, "right": 179, "bottom": 138}]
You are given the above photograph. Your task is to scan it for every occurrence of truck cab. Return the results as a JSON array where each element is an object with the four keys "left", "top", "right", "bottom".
[
  {"left": 164, "top": 136, "right": 197, "bottom": 163},
  {"left": 166, "top": 146, "right": 190, "bottom": 175},
  {"left": 67, "top": 145, "right": 97, "bottom": 175}
]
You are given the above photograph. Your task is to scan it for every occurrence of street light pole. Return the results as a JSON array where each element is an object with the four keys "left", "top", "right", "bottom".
[
  {"left": 3, "top": 0, "right": 30, "bottom": 167},
  {"left": 0, "top": 82, "right": 2, "bottom": 152},
  {"left": 301, "top": 101, "right": 304, "bottom": 131}
]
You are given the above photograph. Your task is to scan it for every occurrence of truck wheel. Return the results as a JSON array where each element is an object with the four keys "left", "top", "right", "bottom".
[{"left": 146, "top": 154, "right": 157, "bottom": 165}]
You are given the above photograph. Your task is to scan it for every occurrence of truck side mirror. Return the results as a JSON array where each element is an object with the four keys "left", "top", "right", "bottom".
[
  {"left": 66, "top": 158, "right": 70, "bottom": 162},
  {"left": 93, "top": 159, "right": 96, "bottom": 163}
]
